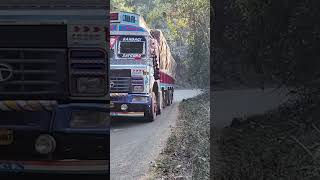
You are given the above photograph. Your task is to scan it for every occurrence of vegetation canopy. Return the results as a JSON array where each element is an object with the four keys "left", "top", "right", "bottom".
[{"left": 111, "top": 0, "right": 210, "bottom": 88}]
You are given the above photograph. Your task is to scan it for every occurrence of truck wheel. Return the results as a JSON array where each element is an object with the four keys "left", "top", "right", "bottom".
[
  {"left": 162, "top": 89, "right": 166, "bottom": 109},
  {"left": 169, "top": 90, "right": 172, "bottom": 105},
  {"left": 171, "top": 90, "right": 174, "bottom": 104},
  {"left": 166, "top": 90, "right": 170, "bottom": 106},
  {"left": 171, "top": 89, "right": 174, "bottom": 102},
  {"left": 145, "top": 92, "right": 157, "bottom": 122},
  {"left": 157, "top": 91, "right": 161, "bottom": 115}
]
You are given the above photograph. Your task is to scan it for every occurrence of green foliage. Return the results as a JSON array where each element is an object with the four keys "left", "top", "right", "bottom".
[
  {"left": 215, "top": 0, "right": 320, "bottom": 94},
  {"left": 110, "top": 0, "right": 134, "bottom": 12},
  {"left": 111, "top": 0, "right": 210, "bottom": 88}
]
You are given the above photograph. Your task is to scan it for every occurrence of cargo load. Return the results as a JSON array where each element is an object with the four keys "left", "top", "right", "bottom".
[{"left": 150, "top": 29, "right": 177, "bottom": 79}]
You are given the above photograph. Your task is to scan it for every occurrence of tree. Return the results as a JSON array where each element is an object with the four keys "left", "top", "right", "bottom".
[
  {"left": 214, "top": 0, "right": 320, "bottom": 95},
  {"left": 111, "top": 0, "right": 210, "bottom": 88}
]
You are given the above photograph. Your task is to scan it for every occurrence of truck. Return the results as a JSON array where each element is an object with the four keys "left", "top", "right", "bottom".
[
  {"left": 0, "top": 1, "right": 109, "bottom": 175},
  {"left": 110, "top": 11, "right": 176, "bottom": 122},
  {"left": 150, "top": 29, "right": 177, "bottom": 107}
]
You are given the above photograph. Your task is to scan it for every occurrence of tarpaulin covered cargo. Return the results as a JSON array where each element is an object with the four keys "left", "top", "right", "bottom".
[{"left": 150, "top": 29, "right": 177, "bottom": 79}]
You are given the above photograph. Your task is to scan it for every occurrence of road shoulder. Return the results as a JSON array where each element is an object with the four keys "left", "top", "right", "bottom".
[{"left": 147, "top": 92, "right": 210, "bottom": 180}]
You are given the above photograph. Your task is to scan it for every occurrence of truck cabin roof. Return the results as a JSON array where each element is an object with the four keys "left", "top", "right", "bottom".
[
  {"left": 110, "top": 11, "right": 150, "bottom": 36},
  {"left": 0, "top": 0, "right": 108, "bottom": 9}
]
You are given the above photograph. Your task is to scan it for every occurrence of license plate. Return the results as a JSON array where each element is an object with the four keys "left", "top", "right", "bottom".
[
  {"left": 0, "top": 162, "right": 24, "bottom": 172},
  {"left": 0, "top": 129, "right": 13, "bottom": 145}
]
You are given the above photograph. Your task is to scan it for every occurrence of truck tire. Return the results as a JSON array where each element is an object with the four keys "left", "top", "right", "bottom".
[
  {"left": 157, "top": 91, "right": 161, "bottom": 115},
  {"left": 162, "top": 89, "right": 166, "bottom": 109},
  {"left": 169, "top": 90, "right": 173, "bottom": 105},
  {"left": 167, "top": 89, "right": 171, "bottom": 105},
  {"left": 166, "top": 90, "right": 170, "bottom": 106},
  {"left": 172, "top": 90, "right": 174, "bottom": 104},
  {"left": 145, "top": 92, "right": 157, "bottom": 122},
  {"left": 172, "top": 89, "right": 174, "bottom": 102}
]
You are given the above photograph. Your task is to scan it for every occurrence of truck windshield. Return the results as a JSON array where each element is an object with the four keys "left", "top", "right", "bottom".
[
  {"left": 119, "top": 41, "right": 144, "bottom": 54},
  {"left": 116, "top": 35, "right": 146, "bottom": 58}
]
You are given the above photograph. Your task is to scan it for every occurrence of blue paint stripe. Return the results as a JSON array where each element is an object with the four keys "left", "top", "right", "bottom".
[
  {"left": 0, "top": 15, "right": 106, "bottom": 20},
  {"left": 0, "top": 170, "right": 107, "bottom": 174}
]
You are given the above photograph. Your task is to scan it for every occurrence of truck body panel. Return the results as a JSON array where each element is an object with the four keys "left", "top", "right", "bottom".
[
  {"left": 110, "top": 11, "right": 175, "bottom": 121},
  {"left": 0, "top": 4, "right": 109, "bottom": 175},
  {"left": 150, "top": 29, "right": 176, "bottom": 90}
]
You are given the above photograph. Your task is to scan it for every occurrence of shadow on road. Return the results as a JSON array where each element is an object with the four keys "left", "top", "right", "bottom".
[{"left": 111, "top": 117, "right": 150, "bottom": 129}]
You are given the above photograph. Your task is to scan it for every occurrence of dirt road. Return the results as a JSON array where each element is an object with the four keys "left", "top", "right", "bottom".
[
  {"left": 110, "top": 89, "right": 202, "bottom": 180},
  {"left": 213, "top": 88, "right": 291, "bottom": 129}
]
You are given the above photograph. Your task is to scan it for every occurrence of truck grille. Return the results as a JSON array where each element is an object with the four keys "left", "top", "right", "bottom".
[
  {"left": 131, "top": 76, "right": 144, "bottom": 86},
  {"left": 110, "top": 69, "right": 131, "bottom": 93},
  {"left": 69, "top": 49, "right": 107, "bottom": 97},
  {"left": 110, "top": 77, "right": 131, "bottom": 92},
  {"left": 0, "top": 49, "right": 67, "bottom": 100}
]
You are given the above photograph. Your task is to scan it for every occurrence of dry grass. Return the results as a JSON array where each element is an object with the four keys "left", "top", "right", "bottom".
[{"left": 149, "top": 92, "right": 210, "bottom": 180}]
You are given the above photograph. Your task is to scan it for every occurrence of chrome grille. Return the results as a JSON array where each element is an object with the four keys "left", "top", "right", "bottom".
[
  {"left": 69, "top": 49, "right": 107, "bottom": 97},
  {"left": 0, "top": 49, "right": 67, "bottom": 99},
  {"left": 131, "top": 77, "right": 144, "bottom": 86},
  {"left": 110, "top": 77, "right": 131, "bottom": 93}
]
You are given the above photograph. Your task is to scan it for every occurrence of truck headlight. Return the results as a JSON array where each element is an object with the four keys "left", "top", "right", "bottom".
[
  {"left": 35, "top": 134, "right": 56, "bottom": 154},
  {"left": 132, "top": 85, "right": 144, "bottom": 92},
  {"left": 120, "top": 104, "right": 128, "bottom": 111},
  {"left": 77, "top": 77, "right": 105, "bottom": 94},
  {"left": 70, "top": 111, "right": 108, "bottom": 128},
  {"left": 132, "top": 96, "right": 148, "bottom": 103}
]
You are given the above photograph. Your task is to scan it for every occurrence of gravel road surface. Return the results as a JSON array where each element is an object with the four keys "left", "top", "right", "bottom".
[{"left": 110, "top": 89, "right": 202, "bottom": 180}]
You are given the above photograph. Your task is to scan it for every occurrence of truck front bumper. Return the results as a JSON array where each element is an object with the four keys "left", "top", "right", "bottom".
[
  {"left": 0, "top": 103, "right": 109, "bottom": 175},
  {"left": 0, "top": 160, "right": 108, "bottom": 175},
  {"left": 110, "top": 112, "right": 145, "bottom": 117},
  {"left": 110, "top": 103, "right": 149, "bottom": 118},
  {"left": 110, "top": 93, "right": 151, "bottom": 118}
]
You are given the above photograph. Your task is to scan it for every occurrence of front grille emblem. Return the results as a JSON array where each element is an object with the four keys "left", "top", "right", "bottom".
[
  {"left": 0, "top": 63, "right": 13, "bottom": 82},
  {"left": 110, "top": 81, "right": 115, "bottom": 88}
]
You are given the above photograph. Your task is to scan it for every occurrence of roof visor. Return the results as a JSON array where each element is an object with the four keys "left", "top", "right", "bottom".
[
  {"left": 110, "top": 12, "right": 140, "bottom": 25},
  {"left": 0, "top": 0, "right": 108, "bottom": 8}
]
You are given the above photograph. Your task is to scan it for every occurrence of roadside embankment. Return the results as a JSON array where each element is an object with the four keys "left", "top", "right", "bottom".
[
  {"left": 214, "top": 95, "right": 320, "bottom": 179},
  {"left": 149, "top": 91, "right": 210, "bottom": 180}
]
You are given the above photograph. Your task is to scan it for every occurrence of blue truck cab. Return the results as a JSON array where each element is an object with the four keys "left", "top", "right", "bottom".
[
  {"left": 110, "top": 12, "right": 176, "bottom": 122},
  {"left": 110, "top": 11, "right": 161, "bottom": 122},
  {"left": 0, "top": 2, "right": 109, "bottom": 175}
]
